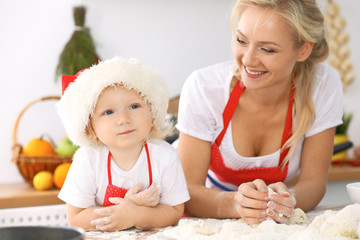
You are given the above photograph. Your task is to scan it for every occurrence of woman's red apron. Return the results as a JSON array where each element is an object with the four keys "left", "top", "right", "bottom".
[
  {"left": 103, "top": 143, "right": 153, "bottom": 206},
  {"left": 208, "top": 81, "right": 294, "bottom": 189}
]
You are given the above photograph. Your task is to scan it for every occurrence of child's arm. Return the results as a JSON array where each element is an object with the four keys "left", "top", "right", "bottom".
[
  {"left": 91, "top": 198, "right": 184, "bottom": 231},
  {"left": 65, "top": 204, "right": 130, "bottom": 231}
]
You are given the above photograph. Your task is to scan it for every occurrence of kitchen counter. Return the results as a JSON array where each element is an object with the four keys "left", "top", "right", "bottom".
[
  {"left": 84, "top": 205, "right": 349, "bottom": 240},
  {"left": 285, "top": 162, "right": 360, "bottom": 185},
  {"left": 0, "top": 164, "right": 359, "bottom": 209},
  {"left": 0, "top": 183, "right": 63, "bottom": 209}
]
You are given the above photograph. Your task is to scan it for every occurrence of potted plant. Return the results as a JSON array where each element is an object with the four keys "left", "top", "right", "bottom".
[{"left": 332, "top": 111, "right": 353, "bottom": 162}]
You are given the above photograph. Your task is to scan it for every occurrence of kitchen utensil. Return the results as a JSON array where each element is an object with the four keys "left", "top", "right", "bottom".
[
  {"left": 0, "top": 226, "right": 84, "bottom": 240},
  {"left": 346, "top": 182, "right": 360, "bottom": 203},
  {"left": 333, "top": 141, "right": 353, "bottom": 154}
]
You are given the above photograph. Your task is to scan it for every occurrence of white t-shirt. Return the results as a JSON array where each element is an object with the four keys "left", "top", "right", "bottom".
[
  {"left": 176, "top": 61, "right": 343, "bottom": 191},
  {"left": 58, "top": 139, "right": 190, "bottom": 208}
]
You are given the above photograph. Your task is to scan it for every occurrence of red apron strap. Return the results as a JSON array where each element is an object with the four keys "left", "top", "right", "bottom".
[
  {"left": 107, "top": 152, "right": 112, "bottom": 185},
  {"left": 216, "top": 81, "right": 244, "bottom": 145},
  {"left": 107, "top": 143, "right": 153, "bottom": 186},
  {"left": 144, "top": 142, "right": 153, "bottom": 186},
  {"left": 279, "top": 88, "right": 294, "bottom": 166}
]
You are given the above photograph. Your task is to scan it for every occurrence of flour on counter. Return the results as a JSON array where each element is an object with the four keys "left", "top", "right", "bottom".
[
  {"left": 312, "top": 203, "right": 360, "bottom": 239},
  {"left": 148, "top": 204, "right": 360, "bottom": 240},
  {"left": 85, "top": 204, "right": 360, "bottom": 240}
]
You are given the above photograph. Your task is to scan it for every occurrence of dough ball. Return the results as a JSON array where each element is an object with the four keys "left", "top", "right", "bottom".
[
  {"left": 288, "top": 208, "right": 307, "bottom": 224},
  {"left": 267, "top": 187, "right": 307, "bottom": 224}
]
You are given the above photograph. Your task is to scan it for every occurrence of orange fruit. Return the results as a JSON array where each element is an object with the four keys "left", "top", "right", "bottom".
[
  {"left": 53, "top": 162, "right": 72, "bottom": 189},
  {"left": 33, "top": 171, "right": 54, "bottom": 191},
  {"left": 23, "top": 136, "right": 57, "bottom": 157}
]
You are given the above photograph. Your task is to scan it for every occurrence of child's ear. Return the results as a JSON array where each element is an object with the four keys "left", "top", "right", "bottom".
[
  {"left": 296, "top": 41, "right": 314, "bottom": 62},
  {"left": 87, "top": 124, "right": 98, "bottom": 139}
]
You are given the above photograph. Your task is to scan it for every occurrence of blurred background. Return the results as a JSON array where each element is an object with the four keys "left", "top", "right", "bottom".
[{"left": 1, "top": 0, "right": 359, "bottom": 184}]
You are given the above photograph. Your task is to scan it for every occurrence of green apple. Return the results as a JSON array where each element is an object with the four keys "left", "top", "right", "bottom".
[{"left": 56, "top": 136, "right": 79, "bottom": 157}]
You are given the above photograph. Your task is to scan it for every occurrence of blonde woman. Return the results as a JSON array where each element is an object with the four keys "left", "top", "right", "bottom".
[{"left": 176, "top": 0, "right": 343, "bottom": 224}]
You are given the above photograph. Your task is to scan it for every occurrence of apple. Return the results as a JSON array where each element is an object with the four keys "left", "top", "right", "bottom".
[{"left": 56, "top": 136, "right": 79, "bottom": 157}]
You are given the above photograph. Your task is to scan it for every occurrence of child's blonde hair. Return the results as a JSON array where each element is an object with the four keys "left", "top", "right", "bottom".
[{"left": 57, "top": 57, "right": 170, "bottom": 148}]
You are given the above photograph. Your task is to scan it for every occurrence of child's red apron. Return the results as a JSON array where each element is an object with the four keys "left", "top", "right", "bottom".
[
  {"left": 208, "top": 81, "right": 294, "bottom": 190},
  {"left": 103, "top": 143, "right": 153, "bottom": 206}
]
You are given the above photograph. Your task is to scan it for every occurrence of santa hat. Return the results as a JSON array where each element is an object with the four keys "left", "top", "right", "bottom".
[{"left": 57, "top": 57, "right": 169, "bottom": 148}]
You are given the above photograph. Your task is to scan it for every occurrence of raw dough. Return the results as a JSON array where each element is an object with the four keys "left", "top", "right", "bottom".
[
  {"left": 314, "top": 203, "right": 360, "bottom": 239},
  {"left": 288, "top": 208, "right": 307, "bottom": 224},
  {"left": 267, "top": 187, "right": 307, "bottom": 224},
  {"left": 148, "top": 204, "right": 360, "bottom": 240},
  {"left": 86, "top": 204, "right": 360, "bottom": 240}
]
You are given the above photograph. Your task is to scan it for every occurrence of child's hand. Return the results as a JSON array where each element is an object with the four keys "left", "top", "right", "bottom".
[
  {"left": 125, "top": 183, "right": 160, "bottom": 207},
  {"left": 91, "top": 198, "right": 137, "bottom": 231}
]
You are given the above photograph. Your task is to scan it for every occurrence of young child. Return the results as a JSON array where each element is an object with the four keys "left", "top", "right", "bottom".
[{"left": 57, "top": 57, "right": 190, "bottom": 231}]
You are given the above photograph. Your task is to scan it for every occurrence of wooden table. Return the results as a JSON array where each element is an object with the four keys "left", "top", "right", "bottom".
[
  {"left": 0, "top": 183, "right": 63, "bottom": 209},
  {"left": 84, "top": 205, "right": 348, "bottom": 240},
  {"left": 0, "top": 164, "right": 359, "bottom": 209}
]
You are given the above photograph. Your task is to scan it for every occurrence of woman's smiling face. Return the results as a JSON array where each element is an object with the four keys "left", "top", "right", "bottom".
[{"left": 233, "top": 6, "right": 303, "bottom": 90}]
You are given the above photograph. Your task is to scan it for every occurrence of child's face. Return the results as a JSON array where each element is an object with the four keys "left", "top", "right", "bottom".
[{"left": 90, "top": 86, "right": 153, "bottom": 150}]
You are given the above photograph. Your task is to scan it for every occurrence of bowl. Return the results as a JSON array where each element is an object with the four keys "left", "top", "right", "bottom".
[
  {"left": 0, "top": 226, "right": 84, "bottom": 240},
  {"left": 346, "top": 182, "right": 360, "bottom": 203}
]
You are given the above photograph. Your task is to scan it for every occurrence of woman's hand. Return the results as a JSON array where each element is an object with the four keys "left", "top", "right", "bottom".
[
  {"left": 266, "top": 182, "right": 296, "bottom": 223},
  {"left": 125, "top": 183, "right": 160, "bottom": 207},
  {"left": 235, "top": 179, "right": 269, "bottom": 224}
]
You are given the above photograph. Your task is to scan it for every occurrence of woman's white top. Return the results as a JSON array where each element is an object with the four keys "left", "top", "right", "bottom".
[
  {"left": 58, "top": 139, "right": 190, "bottom": 208},
  {"left": 176, "top": 61, "right": 343, "bottom": 190}
]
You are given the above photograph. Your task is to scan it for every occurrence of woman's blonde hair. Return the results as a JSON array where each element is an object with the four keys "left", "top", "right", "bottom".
[{"left": 230, "top": 0, "right": 329, "bottom": 165}]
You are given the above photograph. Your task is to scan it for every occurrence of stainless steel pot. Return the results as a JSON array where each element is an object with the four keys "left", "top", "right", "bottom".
[{"left": 0, "top": 226, "right": 84, "bottom": 240}]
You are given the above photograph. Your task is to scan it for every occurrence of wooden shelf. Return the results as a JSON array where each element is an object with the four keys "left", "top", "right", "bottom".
[
  {"left": 286, "top": 163, "right": 360, "bottom": 186},
  {"left": 0, "top": 183, "right": 63, "bottom": 209},
  {"left": 327, "top": 164, "right": 360, "bottom": 181}
]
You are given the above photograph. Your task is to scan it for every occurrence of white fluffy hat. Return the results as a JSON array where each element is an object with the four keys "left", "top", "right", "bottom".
[{"left": 57, "top": 57, "right": 169, "bottom": 148}]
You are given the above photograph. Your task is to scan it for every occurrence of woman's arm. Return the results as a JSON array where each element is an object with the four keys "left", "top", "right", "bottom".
[
  {"left": 177, "top": 132, "right": 241, "bottom": 218},
  {"left": 264, "top": 128, "right": 336, "bottom": 223},
  {"left": 291, "top": 127, "right": 336, "bottom": 211}
]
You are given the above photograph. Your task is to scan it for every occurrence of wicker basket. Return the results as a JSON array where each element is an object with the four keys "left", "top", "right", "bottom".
[{"left": 12, "top": 96, "right": 73, "bottom": 185}]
